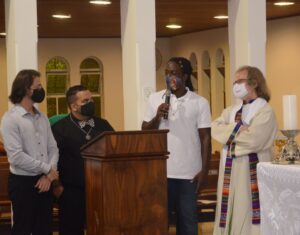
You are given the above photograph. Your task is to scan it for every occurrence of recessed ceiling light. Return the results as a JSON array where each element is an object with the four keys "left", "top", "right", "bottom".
[
  {"left": 0, "top": 32, "right": 6, "bottom": 36},
  {"left": 52, "top": 14, "right": 72, "bottom": 19},
  {"left": 274, "top": 2, "right": 295, "bottom": 6},
  {"left": 214, "top": 15, "right": 229, "bottom": 19},
  {"left": 89, "top": 0, "right": 112, "bottom": 5},
  {"left": 166, "top": 24, "right": 182, "bottom": 29}
]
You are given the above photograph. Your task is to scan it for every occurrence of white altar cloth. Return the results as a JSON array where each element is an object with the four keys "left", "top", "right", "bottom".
[{"left": 257, "top": 162, "right": 300, "bottom": 235}]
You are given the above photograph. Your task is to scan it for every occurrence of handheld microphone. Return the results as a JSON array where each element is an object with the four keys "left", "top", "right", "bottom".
[{"left": 163, "top": 89, "right": 171, "bottom": 119}]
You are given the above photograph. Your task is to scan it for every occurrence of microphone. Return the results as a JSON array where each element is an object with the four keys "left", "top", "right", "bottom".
[{"left": 163, "top": 89, "right": 171, "bottom": 119}]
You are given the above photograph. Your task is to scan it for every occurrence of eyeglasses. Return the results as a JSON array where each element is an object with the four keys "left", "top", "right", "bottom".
[{"left": 233, "top": 78, "right": 248, "bottom": 85}]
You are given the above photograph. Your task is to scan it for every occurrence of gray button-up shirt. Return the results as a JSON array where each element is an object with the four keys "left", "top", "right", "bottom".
[{"left": 0, "top": 105, "right": 59, "bottom": 176}]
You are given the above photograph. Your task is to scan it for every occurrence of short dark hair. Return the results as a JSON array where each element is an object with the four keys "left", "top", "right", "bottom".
[
  {"left": 168, "top": 57, "right": 194, "bottom": 91},
  {"left": 9, "top": 69, "right": 41, "bottom": 104},
  {"left": 66, "top": 85, "right": 87, "bottom": 107}
]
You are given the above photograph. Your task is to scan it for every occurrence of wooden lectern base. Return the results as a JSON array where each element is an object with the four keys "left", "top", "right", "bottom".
[{"left": 82, "top": 130, "right": 169, "bottom": 235}]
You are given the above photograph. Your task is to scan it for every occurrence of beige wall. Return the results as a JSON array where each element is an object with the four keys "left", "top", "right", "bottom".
[
  {"left": 156, "top": 38, "right": 171, "bottom": 91},
  {"left": 0, "top": 38, "right": 125, "bottom": 131},
  {"left": 169, "top": 16, "right": 300, "bottom": 147},
  {"left": 169, "top": 28, "right": 231, "bottom": 152},
  {"left": 1, "top": 16, "right": 300, "bottom": 140},
  {"left": 0, "top": 38, "right": 171, "bottom": 131},
  {"left": 0, "top": 39, "right": 8, "bottom": 117},
  {"left": 267, "top": 16, "right": 300, "bottom": 132},
  {"left": 38, "top": 38, "right": 124, "bottom": 131},
  {"left": 170, "top": 28, "right": 231, "bottom": 119}
]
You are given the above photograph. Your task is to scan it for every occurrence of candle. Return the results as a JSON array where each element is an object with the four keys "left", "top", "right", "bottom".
[{"left": 283, "top": 95, "right": 298, "bottom": 130}]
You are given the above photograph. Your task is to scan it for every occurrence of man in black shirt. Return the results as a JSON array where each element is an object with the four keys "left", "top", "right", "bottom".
[{"left": 52, "top": 85, "right": 114, "bottom": 235}]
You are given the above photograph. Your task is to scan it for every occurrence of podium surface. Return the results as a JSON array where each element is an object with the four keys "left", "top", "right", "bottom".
[{"left": 81, "top": 130, "right": 169, "bottom": 235}]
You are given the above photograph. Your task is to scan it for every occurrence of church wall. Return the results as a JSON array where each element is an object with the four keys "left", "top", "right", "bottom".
[
  {"left": 0, "top": 16, "right": 300, "bottom": 141},
  {"left": 169, "top": 15, "right": 300, "bottom": 147},
  {"left": 169, "top": 28, "right": 230, "bottom": 152},
  {"left": 38, "top": 38, "right": 124, "bottom": 131},
  {"left": 267, "top": 16, "right": 300, "bottom": 132},
  {"left": 0, "top": 39, "right": 8, "bottom": 118}
]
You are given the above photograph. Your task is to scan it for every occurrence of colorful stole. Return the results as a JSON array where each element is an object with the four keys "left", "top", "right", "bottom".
[{"left": 219, "top": 103, "right": 261, "bottom": 228}]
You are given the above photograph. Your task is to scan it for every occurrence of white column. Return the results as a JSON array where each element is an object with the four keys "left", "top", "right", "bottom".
[
  {"left": 5, "top": 0, "right": 38, "bottom": 98},
  {"left": 228, "top": 0, "right": 266, "bottom": 83},
  {"left": 120, "top": 0, "right": 156, "bottom": 130}
]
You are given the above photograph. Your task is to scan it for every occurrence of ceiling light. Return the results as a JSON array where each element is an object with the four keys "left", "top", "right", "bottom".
[
  {"left": 52, "top": 14, "right": 72, "bottom": 19},
  {"left": 89, "top": 0, "right": 112, "bottom": 5},
  {"left": 166, "top": 24, "right": 182, "bottom": 29},
  {"left": 274, "top": 2, "right": 295, "bottom": 6},
  {"left": 0, "top": 32, "right": 6, "bottom": 36},
  {"left": 214, "top": 15, "right": 229, "bottom": 19}
]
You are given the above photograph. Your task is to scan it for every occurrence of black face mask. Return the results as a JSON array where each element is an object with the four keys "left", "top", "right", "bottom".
[
  {"left": 31, "top": 88, "right": 45, "bottom": 103},
  {"left": 80, "top": 101, "right": 95, "bottom": 117}
]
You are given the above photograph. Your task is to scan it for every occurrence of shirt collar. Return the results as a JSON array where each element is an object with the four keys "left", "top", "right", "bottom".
[
  {"left": 70, "top": 113, "right": 94, "bottom": 125},
  {"left": 170, "top": 87, "right": 191, "bottom": 101},
  {"left": 15, "top": 104, "right": 41, "bottom": 117},
  {"left": 243, "top": 99, "right": 256, "bottom": 105}
]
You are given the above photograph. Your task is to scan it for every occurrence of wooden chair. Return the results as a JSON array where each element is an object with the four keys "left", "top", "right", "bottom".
[
  {"left": 0, "top": 154, "right": 11, "bottom": 228},
  {"left": 0, "top": 142, "right": 6, "bottom": 156},
  {"left": 0, "top": 142, "right": 60, "bottom": 232},
  {"left": 197, "top": 151, "right": 220, "bottom": 222}
]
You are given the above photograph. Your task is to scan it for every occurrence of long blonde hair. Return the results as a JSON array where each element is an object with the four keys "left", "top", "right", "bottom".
[{"left": 237, "top": 66, "right": 271, "bottom": 102}]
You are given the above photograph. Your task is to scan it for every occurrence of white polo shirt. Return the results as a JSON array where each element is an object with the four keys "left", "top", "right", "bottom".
[{"left": 144, "top": 89, "right": 211, "bottom": 180}]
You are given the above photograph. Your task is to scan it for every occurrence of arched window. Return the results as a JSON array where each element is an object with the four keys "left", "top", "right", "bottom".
[
  {"left": 201, "top": 51, "right": 212, "bottom": 110},
  {"left": 46, "top": 57, "right": 70, "bottom": 117},
  {"left": 216, "top": 48, "right": 226, "bottom": 114},
  {"left": 156, "top": 48, "right": 162, "bottom": 71},
  {"left": 189, "top": 52, "right": 198, "bottom": 93},
  {"left": 80, "top": 57, "right": 103, "bottom": 117}
]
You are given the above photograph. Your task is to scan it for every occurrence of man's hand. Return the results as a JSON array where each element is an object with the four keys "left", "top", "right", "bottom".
[
  {"left": 35, "top": 175, "right": 51, "bottom": 193},
  {"left": 192, "top": 170, "right": 207, "bottom": 193},
  {"left": 47, "top": 168, "right": 59, "bottom": 182},
  {"left": 240, "top": 125, "right": 249, "bottom": 132},
  {"left": 156, "top": 103, "right": 170, "bottom": 119},
  {"left": 142, "top": 103, "right": 170, "bottom": 130}
]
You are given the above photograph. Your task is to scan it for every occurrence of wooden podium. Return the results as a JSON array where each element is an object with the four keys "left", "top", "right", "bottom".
[{"left": 81, "top": 130, "right": 169, "bottom": 235}]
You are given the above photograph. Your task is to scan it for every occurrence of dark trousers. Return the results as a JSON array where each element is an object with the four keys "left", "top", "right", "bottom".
[
  {"left": 168, "top": 178, "right": 198, "bottom": 235},
  {"left": 58, "top": 186, "right": 85, "bottom": 235},
  {"left": 8, "top": 173, "right": 53, "bottom": 235}
]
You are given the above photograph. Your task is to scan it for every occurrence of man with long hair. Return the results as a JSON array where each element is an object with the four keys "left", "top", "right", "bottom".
[
  {"left": 212, "top": 66, "right": 277, "bottom": 235},
  {"left": 1, "top": 69, "right": 59, "bottom": 235}
]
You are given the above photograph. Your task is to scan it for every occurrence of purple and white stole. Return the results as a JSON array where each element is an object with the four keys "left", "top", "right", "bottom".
[{"left": 219, "top": 98, "right": 266, "bottom": 228}]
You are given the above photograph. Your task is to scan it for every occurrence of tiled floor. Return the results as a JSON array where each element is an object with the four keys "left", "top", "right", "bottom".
[
  {"left": 2, "top": 222, "right": 214, "bottom": 235},
  {"left": 199, "top": 222, "right": 214, "bottom": 235},
  {"left": 169, "top": 222, "right": 214, "bottom": 235}
]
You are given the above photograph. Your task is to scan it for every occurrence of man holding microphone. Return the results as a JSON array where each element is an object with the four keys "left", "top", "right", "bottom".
[{"left": 142, "top": 57, "right": 211, "bottom": 235}]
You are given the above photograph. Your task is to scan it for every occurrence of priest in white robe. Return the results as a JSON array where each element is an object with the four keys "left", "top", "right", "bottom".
[{"left": 212, "top": 66, "right": 277, "bottom": 235}]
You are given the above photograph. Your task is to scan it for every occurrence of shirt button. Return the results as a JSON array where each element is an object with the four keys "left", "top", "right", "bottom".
[
  {"left": 41, "top": 154, "right": 44, "bottom": 156},
  {"left": 38, "top": 142, "right": 40, "bottom": 144}
]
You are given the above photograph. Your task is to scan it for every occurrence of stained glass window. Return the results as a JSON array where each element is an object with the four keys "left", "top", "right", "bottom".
[
  {"left": 47, "top": 98, "right": 57, "bottom": 118},
  {"left": 80, "top": 57, "right": 103, "bottom": 117},
  {"left": 47, "top": 74, "right": 68, "bottom": 94},
  {"left": 81, "top": 74, "right": 100, "bottom": 93},
  {"left": 46, "top": 57, "right": 69, "bottom": 117}
]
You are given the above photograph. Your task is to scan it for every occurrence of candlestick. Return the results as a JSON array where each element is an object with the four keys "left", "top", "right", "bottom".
[
  {"left": 278, "top": 129, "right": 300, "bottom": 164},
  {"left": 283, "top": 95, "right": 298, "bottom": 130}
]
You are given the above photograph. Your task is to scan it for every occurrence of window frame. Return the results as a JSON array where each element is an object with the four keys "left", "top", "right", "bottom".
[
  {"left": 46, "top": 57, "right": 70, "bottom": 117},
  {"left": 80, "top": 57, "right": 104, "bottom": 117}
]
